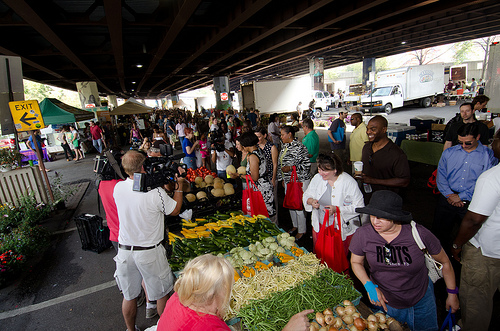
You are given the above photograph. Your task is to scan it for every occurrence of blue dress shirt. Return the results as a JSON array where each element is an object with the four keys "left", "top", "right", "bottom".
[{"left": 437, "top": 142, "right": 498, "bottom": 201}]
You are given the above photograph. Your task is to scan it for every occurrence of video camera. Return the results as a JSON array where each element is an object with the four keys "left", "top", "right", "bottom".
[
  {"left": 94, "top": 150, "right": 126, "bottom": 180},
  {"left": 132, "top": 153, "right": 186, "bottom": 192},
  {"left": 209, "top": 128, "right": 226, "bottom": 152}
]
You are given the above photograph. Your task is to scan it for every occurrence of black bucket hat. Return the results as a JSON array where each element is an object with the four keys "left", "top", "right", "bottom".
[{"left": 355, "top": 190, "right": 412, "bottom": 223}]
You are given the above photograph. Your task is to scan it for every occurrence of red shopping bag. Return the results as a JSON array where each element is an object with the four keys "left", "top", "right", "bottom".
[
  {"left": 242, "top": 175, "right": 269, "bottom": 217},
  {"left": 283, "top": 166, "right": 304, "bottom": 210},
  {"left": 315, "top": 206, "right": 349, "bottom": 273}
]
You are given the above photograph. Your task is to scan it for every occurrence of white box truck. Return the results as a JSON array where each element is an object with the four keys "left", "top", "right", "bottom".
[
  {"left": 360, "top": 63, "right": 445, "bottom": 114},
  {"left": 485, "top": 42, "right": 500, "bottom": 114},
  {"left": 240, "top": 77, "right": 334, "bottom": 117}
]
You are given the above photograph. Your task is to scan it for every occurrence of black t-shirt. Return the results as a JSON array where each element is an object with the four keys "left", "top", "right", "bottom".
[
  {"left": 361, "top": 139, "right": 410, "bottom": 193},
  {"left": 444, "top": 120, "right": 490, "bottom": 146}
]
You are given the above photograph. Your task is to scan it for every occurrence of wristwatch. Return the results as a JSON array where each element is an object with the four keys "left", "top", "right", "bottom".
[{"left": 452, "top": 243, "right": 461, "bottom": 250}]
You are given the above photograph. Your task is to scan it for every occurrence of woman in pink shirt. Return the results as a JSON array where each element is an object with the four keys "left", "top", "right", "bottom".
[{"left": 157, "top": 254, "right": 312, "bottom": 331}]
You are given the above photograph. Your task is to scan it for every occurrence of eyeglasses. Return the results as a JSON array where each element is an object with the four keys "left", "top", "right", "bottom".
[
  {"left": 383, "top": 243, "right": 393, "bottom": 265},
  {"left": 457, "top": 140, "right": 473, "bottom": 146}
]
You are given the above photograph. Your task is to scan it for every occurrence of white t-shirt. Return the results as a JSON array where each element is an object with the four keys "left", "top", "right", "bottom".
[
  {"left": 468, "top": 165, "right": 500, "bottom": 259},
  {"left": 214, "top": 141, "right": 234, "bottom": 171},
  {"left": 493, "top": 117, "right": 500, "bottom": 135},
  {"left": 210, "top": 124, "right": 219, "bottom": 132},
  {"left": 176, "top": 123, "right": 187, "bottom": 137},
  {"left": 114, "top": 178, "right": 177, "bottom": 246}
]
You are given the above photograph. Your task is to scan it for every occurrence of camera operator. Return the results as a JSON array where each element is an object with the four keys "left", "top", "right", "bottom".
[
  {"left": 113, "top": 150, "right": 184, "bottom": 331},
  {"left": 210, "top": 128, "right": 235, "bottom": 178}
]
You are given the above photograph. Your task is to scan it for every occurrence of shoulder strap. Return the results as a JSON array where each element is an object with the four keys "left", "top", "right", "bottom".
[{"left": 410, "top": 220, "right": 427, "bottom": 252}]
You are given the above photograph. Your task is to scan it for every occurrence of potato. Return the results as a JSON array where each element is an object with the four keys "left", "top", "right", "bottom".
[
  {"left": 185, "top": 193, "right": 196, "bottom": 202},
  {"left": 199, "top": 181, "right": 207, "bottom": 188},
  {"left": 224, "top": 186, "right": 235, "bottom": 196},
  {"left": 224, "top": 183, "right": 233, "bottom": 190},
  {"left": 226, "top": 164, "right": 236, "bottom": 174},
  {"left": 194, "top": 176, "right": 203, "bottom": 185},
  {"left": 196, "top": 191, "right": 207, "bottom": 200},
  {"left": 204, "top": 174, "right": 214, "bottom": 184},
  {"left": 237, "top": 166, "right": 247, "bottom": 175}
]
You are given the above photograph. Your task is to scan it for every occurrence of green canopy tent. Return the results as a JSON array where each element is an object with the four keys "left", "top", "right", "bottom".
[{"left": 39, "top": 98, "right": 95, "bottom": 125}]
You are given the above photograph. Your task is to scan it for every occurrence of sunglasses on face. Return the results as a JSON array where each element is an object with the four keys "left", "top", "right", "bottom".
[{"left": 457, "top": 140, "right": 473, "bottom": 146}]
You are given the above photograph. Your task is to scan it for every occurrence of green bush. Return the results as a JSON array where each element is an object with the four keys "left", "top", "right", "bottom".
[{"left": 0, "top": 194, "right": 51, "bottom": 286}]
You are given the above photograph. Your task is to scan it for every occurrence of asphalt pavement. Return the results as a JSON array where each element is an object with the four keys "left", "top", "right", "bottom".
[{"left": 0, "top": 103, "right": 497, "bottom": 331}]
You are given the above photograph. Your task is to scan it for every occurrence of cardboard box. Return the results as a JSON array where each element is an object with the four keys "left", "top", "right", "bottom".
[
  {"left": 449, "top": 100, "right": 457, "bottom": 106},
  {"left": 431, "top": 123, "right": 447, "bottom": 131},
  {"left": 437, "top": 103, "right": 446, "bottom": 107}
]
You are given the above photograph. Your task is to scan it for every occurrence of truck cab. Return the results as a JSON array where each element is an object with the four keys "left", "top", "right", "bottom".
[
  {"left": 361, "top": 85, "right": 403, "bottom": 114},
  {"left": 311, "top": 90, "right": 336, "bottom": 117}
]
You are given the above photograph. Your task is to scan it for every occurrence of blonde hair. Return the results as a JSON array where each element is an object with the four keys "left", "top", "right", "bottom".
[
  {"left": 121, "top": 150, "right": 146, "bottom": 177},
  {"left": 175, "top": 254, "right": 234, "bottom": 317}
]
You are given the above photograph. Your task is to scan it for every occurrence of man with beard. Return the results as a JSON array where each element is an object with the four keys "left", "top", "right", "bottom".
[
  {"left": 444, "top": 102, "right": 490, "bottom": 150},
  {"left": 358, "top": 115, "right": 410, "bottom": 198}
]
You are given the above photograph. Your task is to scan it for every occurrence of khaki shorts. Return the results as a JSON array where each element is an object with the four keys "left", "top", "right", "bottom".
[{"left": 114, "top": 245, "right": 174, "bottom": 301}]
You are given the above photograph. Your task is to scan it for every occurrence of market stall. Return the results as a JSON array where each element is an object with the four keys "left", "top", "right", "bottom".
[
  {"left": 167, "top": 171, "right": 408, "bottom": 331},
  {"left": 38, "top": 98, "right": 95, "bottom": 157},
  {"left": 20, "top": 147, "right": 50, "bottom": 162},
  {"left": 401, "top": 140, "right": 443, "bottom": 166},
  {"left": 109, "top": 98, "right": 153, "bottom": 115}
]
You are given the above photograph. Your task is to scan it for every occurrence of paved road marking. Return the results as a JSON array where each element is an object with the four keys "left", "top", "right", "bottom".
[{"left": 0, "top": 280, "right": 116, "bottom": 320}]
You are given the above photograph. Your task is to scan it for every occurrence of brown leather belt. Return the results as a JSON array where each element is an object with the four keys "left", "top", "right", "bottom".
[{"left": 118, "top": 242, "right": 160, "bottom": 251}]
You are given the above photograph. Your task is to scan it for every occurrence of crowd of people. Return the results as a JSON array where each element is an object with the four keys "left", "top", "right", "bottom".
[{"left": 93, "top": 98, "right": 500, "bottom": 331}]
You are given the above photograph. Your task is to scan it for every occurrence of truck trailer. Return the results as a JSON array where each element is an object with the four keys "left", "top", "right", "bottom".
[
  {"left": 240, "top": 77, "right": 334, "bottom": 117},
  {"left": 360, "top": 63, "right": 445, "bottom": 114}
]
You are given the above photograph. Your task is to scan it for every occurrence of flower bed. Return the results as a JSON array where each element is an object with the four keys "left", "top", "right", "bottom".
[
  {"left": 0, "top": 194, "right": 51, "bottom": 287},
  {"left": 313, "top": 116, "right": 335, "bottom": 128}
]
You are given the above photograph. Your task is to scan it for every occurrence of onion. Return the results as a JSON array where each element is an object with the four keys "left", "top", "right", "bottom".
[
  {"left": 324, "top": 308, "right": 334, "bottom": 315},
  {"left": 352, "top": 312, "right": 361, "bottom": 319},
  {"left": 325, "top": 314, "right": 334, "bottom": 325},
  {"left": 343, "top": 299, "right": 354, "bottom": 306},
  {"left": 367, "top": 321, "right": 378, "bottom": 331},
  {"left": 333, "top": 317, "right": 343, "bottom": 329},
  {"left": 353, "top": 318, "right": 367, "bottom": 331},
  {"left": 328, "top": 327, "right": 339, "bottom": 331},
  {"left": 387, "top": 318, "right": 403, "bottom": 331},
  {"left": 375, "top": 313, "right": 387, "bottom": 324},
  {"left": 367, "top": 315, "right": 378, "bottom": 323},
  {"left": 349, "top": 325, "right": 359, "bottom": 331},
  {"left": 379, "top": 323, "right": 387, "bottom": 329},
  {"left": 336, "top": 306, "right": 346, "bottom": 316},
  {"left": 316, "top": 312, "right": 326, "bottom": 326},
  {"left": 310, "top": 321, "right": 321, "bottom": 331},
  {"left": 344, "top": 305, "right": 357, "bottom": 316},
  {"left": 342, "top": 315, "right": 354, "bottom": 325},
  {"left": 319, "top": 327, "right": 329, "bottom": 331},
  {"left": 310, "top": 324, "right": 319, "bottom": 331}
]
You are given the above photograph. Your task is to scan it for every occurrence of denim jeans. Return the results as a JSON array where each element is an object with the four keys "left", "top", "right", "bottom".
[
  {"left": 92, "top": 139, "right": 103, "bottom": 153},
  {"left": 384, "top": 278, "right": 438, "bottom": 331},
  {"left": 217, "top": 170, "right": 226, "bottom": 179},
  {"left": 183, "top": 156, "right": 197, "bottom": 170}
]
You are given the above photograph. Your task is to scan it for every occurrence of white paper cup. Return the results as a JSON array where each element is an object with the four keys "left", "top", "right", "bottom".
[{"left": 354, "top": 161, "right": 363, "bottom": 175}]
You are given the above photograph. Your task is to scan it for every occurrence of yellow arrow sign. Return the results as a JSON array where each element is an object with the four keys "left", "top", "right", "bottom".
[{"left": 8, "top": 100, "right": 45, "bottom": 132}]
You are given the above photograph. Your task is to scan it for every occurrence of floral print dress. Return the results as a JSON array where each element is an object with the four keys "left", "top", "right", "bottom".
[{"left": 246, "top": 148, "right": 276, "bottom": 217}]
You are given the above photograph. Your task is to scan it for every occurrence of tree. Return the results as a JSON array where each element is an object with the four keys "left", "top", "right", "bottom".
[
  {"left": 453, "top": 40, "right": 474, "bottom": 64},
  {"left": 375, "top": 57, "right": 391, "bottom": 72},
  {"left": 24, "top": 80, "right": 53, "bottom": 102},
  {"left": 474, "top": 35, "right": 499, "bottom": 80}
]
